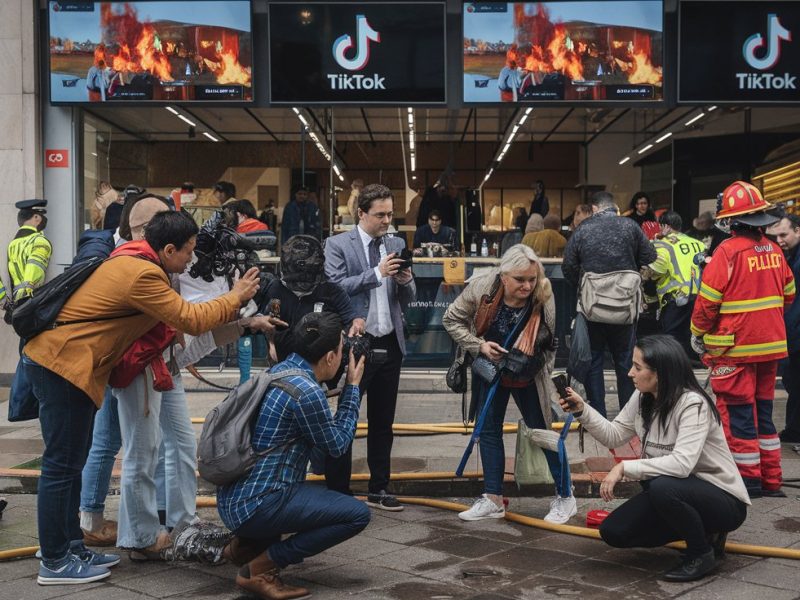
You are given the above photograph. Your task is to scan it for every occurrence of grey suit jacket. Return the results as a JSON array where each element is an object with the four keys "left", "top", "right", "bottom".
[{"left": 324, "top": 227, "right": 416, "bottom": 354}]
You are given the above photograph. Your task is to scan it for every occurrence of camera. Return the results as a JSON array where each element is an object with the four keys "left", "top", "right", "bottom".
[
  {"left": 342, "top": 335, "right": 388, "bottom": 366},
  {"left": 396, "top": 248, "right": 413, "bottom": 271}
]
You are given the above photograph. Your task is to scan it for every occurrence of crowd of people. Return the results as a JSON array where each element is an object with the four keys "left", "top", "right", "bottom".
[{"left": 4, "top": 175, "right": 798, "bottom": 597}]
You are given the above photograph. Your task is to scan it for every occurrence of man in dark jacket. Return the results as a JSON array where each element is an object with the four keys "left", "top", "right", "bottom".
[
  {"left": 768, "top": 215, "right": 800, "bottom": 442},
  {"left": 281, "top": 187, "right": 321, "bottom": 244},
  {"left": 562, "top": 192, "right": 657, "bottom": 417}
]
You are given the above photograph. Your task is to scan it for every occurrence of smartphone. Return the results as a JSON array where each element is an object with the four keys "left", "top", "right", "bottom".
[{"left": 551, "top": 372, "right": 569, "bottom": 399}]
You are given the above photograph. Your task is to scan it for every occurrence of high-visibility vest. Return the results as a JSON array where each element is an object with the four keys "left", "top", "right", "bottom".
[
  {"left": 7, "top": 226, "right": 52, "bottom": 302},
  {"left": 650, "top": 233, "right": 704, "bottom": 307}
]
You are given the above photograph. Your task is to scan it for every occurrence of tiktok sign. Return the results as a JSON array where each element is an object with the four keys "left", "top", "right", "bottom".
[
  {"left": 269, "top": 3, "right": 446, "bottom": 103},
  {"left": 679, "top": 1, "right": 800, "bottom": 103}
]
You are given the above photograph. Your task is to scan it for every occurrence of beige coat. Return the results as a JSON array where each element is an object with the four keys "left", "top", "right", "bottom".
[{"left": 442, "top": 268, "right": 559, "bottom": 427}]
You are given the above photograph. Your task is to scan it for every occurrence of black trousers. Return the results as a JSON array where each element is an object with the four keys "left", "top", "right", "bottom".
[
  {"left": 325, "top": 332, "right": 403, "bottom": 495},
  {"left": 659, "top": 298, "right": 697, "bottom": 360},
  {"left": 782, "top": 351, "right": 800, "bottom": 436},
  {"left": 600, "top": 475, "right": 748, "bottom": 558}
]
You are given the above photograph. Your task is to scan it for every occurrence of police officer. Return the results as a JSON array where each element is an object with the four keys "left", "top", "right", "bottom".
[
  {"left": 3, "top": 200, "right": 52, "bottom": 304},
  {"left": 647, "top": 211, "right": 704, "bottom": 358}
]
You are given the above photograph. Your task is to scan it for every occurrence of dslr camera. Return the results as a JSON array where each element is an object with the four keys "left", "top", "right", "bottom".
[{"left": 342, "top": 335, "right": 388, "bottom": 367}]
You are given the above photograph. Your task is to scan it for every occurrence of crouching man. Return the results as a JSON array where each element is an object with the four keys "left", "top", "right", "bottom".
[{"left": 216, "top": 312, "right": 370, "bottom": 600}]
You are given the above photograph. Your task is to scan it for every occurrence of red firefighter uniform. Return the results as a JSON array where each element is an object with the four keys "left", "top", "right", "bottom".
[{"left": 691, "top": 232, "right": 795, "bottom": 492}]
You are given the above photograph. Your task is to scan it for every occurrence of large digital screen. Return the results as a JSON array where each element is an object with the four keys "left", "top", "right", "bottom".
[
  {"left": 48, "top": 1, "right": 253, "bottom": 103},
  {"left": 269, "top": 3, "right": 446, "bottom": 104},
  {"left": 463, "top": 1, "right": 664, "bottom": 103},
  {"left": 679, "top": 1, "right": 800, "bottom": 104}
]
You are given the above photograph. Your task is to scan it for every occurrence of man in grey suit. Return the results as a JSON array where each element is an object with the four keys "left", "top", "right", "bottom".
[{"left": 324, "top": 183, "right": 416, "bottom": 511}]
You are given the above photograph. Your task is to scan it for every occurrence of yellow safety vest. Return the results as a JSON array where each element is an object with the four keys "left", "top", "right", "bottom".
[
  {"left": 650, "top": 233, "right": 704, "bottom": 307},
  {"left": 7, "top": 226, "right": 52, "bottom": 302}
]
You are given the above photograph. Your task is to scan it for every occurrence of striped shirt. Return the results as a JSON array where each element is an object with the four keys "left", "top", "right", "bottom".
[{"left": 216, "top": 353, "right": 360, "bottom": 531}]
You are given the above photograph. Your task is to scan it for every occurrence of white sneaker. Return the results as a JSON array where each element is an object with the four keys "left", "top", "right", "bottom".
[
  {"left": 544, "top": 494, "right": 577, "bottom": 524},
  {"left": 458, "top": 494, "right": 505, "bottom": 521}
]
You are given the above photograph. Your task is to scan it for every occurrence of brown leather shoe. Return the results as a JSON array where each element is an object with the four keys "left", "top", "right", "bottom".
[
  {"left": 82, "top": 520, "right": 118, "bottom": 547},
  {"left": 235, "top": 554, "right": 311, "bottom": 600},
  {"left": 129, "top": 530, "right": 173, "bottom": 562},
  {"left": 223, "top": 536, "right": 264, "bottom": 566}
]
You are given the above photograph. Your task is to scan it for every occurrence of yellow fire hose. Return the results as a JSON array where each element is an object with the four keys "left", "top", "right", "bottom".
[
  {"left": 187, "top": 419, "right": 580, "bottom": 434},
  {"left": 2, "top": 494, "right": 800, "bottom": 562}
]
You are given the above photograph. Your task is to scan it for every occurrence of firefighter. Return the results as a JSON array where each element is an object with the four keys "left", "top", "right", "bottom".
[
  {"left": 646, "top": 210, "right": 705, "bottom": 358},
  {"left": 4, "top": 199, "right": 52, "bottom": 303},
  {"left": 690, "top": 181, "right": 794, "bottom": 498}
]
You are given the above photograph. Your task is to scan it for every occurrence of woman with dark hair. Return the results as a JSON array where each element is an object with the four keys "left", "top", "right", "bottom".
[
  {"left": 560, "top": 335, "right": 750, "bottom": 582},
  {"left": 628, "top": 192, "right": 659, "bottom": 240}
]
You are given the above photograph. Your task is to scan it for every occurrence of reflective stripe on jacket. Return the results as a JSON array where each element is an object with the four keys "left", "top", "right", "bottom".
[
  {"left": 7, "top": 226, "right": 52, "bottom": 302},
  {"left": 650, "top": 233, "right": 704, "bottom": 306},
  {"left": 690, "top": 232, "right": 795, "bottom": 363}
]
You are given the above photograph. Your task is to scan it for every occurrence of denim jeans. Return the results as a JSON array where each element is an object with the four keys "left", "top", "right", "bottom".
[
  {"left": 115, "top": 372, "right": 163, "bottom": 548},
  {"left": 80, "top": 387, "right": 121, "bottom": 514},
  {"left": 238, "top": 335, "right": 252, "bottom": 384},
  {"left": 157, "top": 374, "right": 198, "bottom": 528},
  {"left": 235, "top": 484, "right": 370, "bottom": 568},
  {"left": 25, "top": 357, "right": 96, "bottom": 564},
  {"left": 585, "top": 321, "right": 636, "bottom": 418},
  {"left": 475, "top": 378, "right": 571, "bottom": 498}
]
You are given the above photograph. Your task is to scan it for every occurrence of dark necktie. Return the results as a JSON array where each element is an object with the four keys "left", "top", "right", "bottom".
[{"left": 369, "top": 237, "right": 382, "bottom": 268}]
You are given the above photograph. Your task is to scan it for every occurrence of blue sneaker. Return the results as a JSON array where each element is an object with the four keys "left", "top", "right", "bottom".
[
  {"left": 37, "top": 554, "right": 110, "bottom": 586},
  {"left": 74, "top": 546, "right": 121, "bottom": 568}
]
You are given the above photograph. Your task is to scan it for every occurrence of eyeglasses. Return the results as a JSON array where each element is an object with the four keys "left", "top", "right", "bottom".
[{"left": 368, "top": 211, "right": 394, "bottom": 221}]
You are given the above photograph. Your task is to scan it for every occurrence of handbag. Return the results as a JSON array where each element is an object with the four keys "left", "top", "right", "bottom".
[
  {"left": 514, "top": 419, "right": 555, "bottom": 485},
  {"left": 446, "top": 349, "right": 472, "bottom": 394},
  {"left": 470, "top": 355, "right": 499, "bottom": 383}
]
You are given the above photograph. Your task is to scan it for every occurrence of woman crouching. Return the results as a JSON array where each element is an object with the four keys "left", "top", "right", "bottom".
[
  {"left": 561, "top": 334, "right": 750, "bottom": 581},
  {"left": 443, "top": 244, "right": 575, "bottom": 523}
]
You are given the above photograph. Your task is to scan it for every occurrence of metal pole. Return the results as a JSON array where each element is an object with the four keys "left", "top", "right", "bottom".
[
  {"left": 300, "top": 122, "right": 306, "bottom": 187},
  {"left": 329, "top": 110, "right": 336, "bottom": 238}
]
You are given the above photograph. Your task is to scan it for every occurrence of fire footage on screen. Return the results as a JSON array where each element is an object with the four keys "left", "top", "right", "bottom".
[
  {"left": 463, "top": 1, "right": 664, "bottom": 102},
  {"left": 48, "top": 1, "right": 253, "bottom": 103}
]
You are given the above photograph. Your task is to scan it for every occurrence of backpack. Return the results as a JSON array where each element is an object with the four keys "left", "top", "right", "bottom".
[
  {"left": 197, "top": 368, "right": 309, "bottom": 486},
  {"left": 11, "top": 256, "right": 107, "bottom": 339},
  {"left": 578, "top": 270, "right": 642, "bottom": 325}
]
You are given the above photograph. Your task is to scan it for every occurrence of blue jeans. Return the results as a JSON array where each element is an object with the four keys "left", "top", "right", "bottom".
[
  {"left": 238, "top": 335, "right": 252, "bottom": 384},
  {"left": 235, "top": 484, "right": 370, "bottom": 568},
  {"left": 157, "top": 374, "right": 197, "bottom": 528},
  {"left": 80, "top": 387, "right": 121, "bottom": 514},
  {"left": 25, "top": 357, "right": 96, "bottom": 564},
  {"left": 475, "top": 378, "right": 570, "bottom": 497},
  {"left": 585, "top": 322, "right": 636, "bottom": 418}
]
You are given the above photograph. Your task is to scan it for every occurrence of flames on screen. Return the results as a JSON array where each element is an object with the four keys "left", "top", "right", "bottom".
[
  {"left": 97, "top": 3, "right": 250, "bottom": 86},
  {"left": 508, "top": 2, "right": 661, "bottom": 85}
]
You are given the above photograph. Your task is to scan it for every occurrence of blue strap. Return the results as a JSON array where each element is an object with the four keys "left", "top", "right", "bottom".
[
  {"left": 455, "top": 308, "right": 529, "bottom": 477},
  {"left": 555, "top": 413, "right": 574, "bottom": 493}
]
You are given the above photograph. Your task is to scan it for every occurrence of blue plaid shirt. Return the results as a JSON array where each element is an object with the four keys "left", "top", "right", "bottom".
[{"left": 216, "top": 353, "right": 361, "bottom": 531}]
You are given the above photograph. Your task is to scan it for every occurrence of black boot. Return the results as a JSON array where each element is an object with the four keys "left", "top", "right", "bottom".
[
  {"left": 708, "top": 532, "right": 727, "bottom": 561},
  {"left": 662, "top": 549, "right": 717, "bottom": 582}
]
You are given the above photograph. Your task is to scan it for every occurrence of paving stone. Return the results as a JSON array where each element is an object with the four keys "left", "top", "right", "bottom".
[
  {"left": 546, "top": 558, "right": 652, "bottom": 590},
  {"left": 296, "top": 562, "right": 415, "bottom": 593},
  {"left": 0, "top": 575, "right": 107, "bottom": 599},
  {"left": 366, "top": 522, "right": 443, "bottom": 545},
  {"left": 114, "top": 565, "right": 225, "bottom": 598},
  {"left": 526, "top": 533, "right": 608, "bottom": 558},
  {"left": 377, "top": 579, "right": 477, "bottom": 599},
  {"left": 679, "top": 576, "right": 799, "bottom": 600},
  {"left": 421, "top": 534, "right": 516, "bottom": 559},
  {"left": 0, "top": 555, "right": 40, "bottom": 583},
  {"left": 730, "top": 559, "right": 800, "bottom": 590},
  {"left": 367, "top": 545, "right": 464, "bottom": 573},
  {"left": 325, "top": 534, "right": 407, "bottom": 559},
  {"left": 60, "top": 584, "right": 158, "bottom": 599},
  {"left": 495, "top": 573, "right": 609, "bottom": 599}
]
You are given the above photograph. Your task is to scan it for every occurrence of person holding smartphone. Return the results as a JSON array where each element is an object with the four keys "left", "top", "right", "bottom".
[
  {"left": 443, "top": 244, "right": 574, "bottom": 523},
  {"left": 559, "top": 335, "right": 750, "bottom": 582}
]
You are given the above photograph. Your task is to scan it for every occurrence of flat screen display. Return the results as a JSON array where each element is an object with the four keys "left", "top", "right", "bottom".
[
  {"left": 679, "top": 1, "right": 800, "bottom": 103},
  {"left": 463, "top": 1, "right": 664, "bottom": 103},
  {"left": 269, "top": 2, "right": 446, "bottom": 104},
  {"left": 48, "top": 1, "right": 253, "bottom": 103}
]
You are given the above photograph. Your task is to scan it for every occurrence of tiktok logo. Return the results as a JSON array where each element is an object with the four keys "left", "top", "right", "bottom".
[
  {"left": 332, "top": 15, "right": 380, "bottom": 71},
  {"left": 743, "top": 14, "right": 791, "bottom": 70},
  {"left": 736, "top": 14, "right": 796, "bottom": 91}
]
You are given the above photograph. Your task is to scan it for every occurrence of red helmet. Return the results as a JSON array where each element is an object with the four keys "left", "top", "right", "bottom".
[{"left": 716, "top": 181, "right": 778, "bottom": 227}]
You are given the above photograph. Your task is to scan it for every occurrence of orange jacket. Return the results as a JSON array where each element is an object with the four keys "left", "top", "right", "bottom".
[
  {"left": 237, "top": 218, "right": 269, "bottom": 233},
  {"left": 690, "top": 231, "right": 795, "bottom": 363}
]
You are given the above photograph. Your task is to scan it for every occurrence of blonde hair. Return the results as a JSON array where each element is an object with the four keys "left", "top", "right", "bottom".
[
  {"left": 499, "top": 244, "right": 552, "bottom": 304},
  {"left": 525, "top": 213, "right": 544, "bottom": 233}
]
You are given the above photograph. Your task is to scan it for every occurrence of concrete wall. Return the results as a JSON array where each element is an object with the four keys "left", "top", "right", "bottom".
[{"left": 0, "top": 0, "right": 41, "bottom": 376}]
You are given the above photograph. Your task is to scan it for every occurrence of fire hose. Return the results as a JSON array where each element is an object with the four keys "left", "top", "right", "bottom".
[{"left": 2, "top": 494, "right": 800, "bottom": 562}]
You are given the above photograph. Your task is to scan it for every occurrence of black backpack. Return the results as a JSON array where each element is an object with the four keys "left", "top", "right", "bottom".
[
  {"left": 11, "top": 256, "right": 107, "bottom": 339},
  {"left": 197, "top": 369, "right": 309, "bottom": 486}
]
